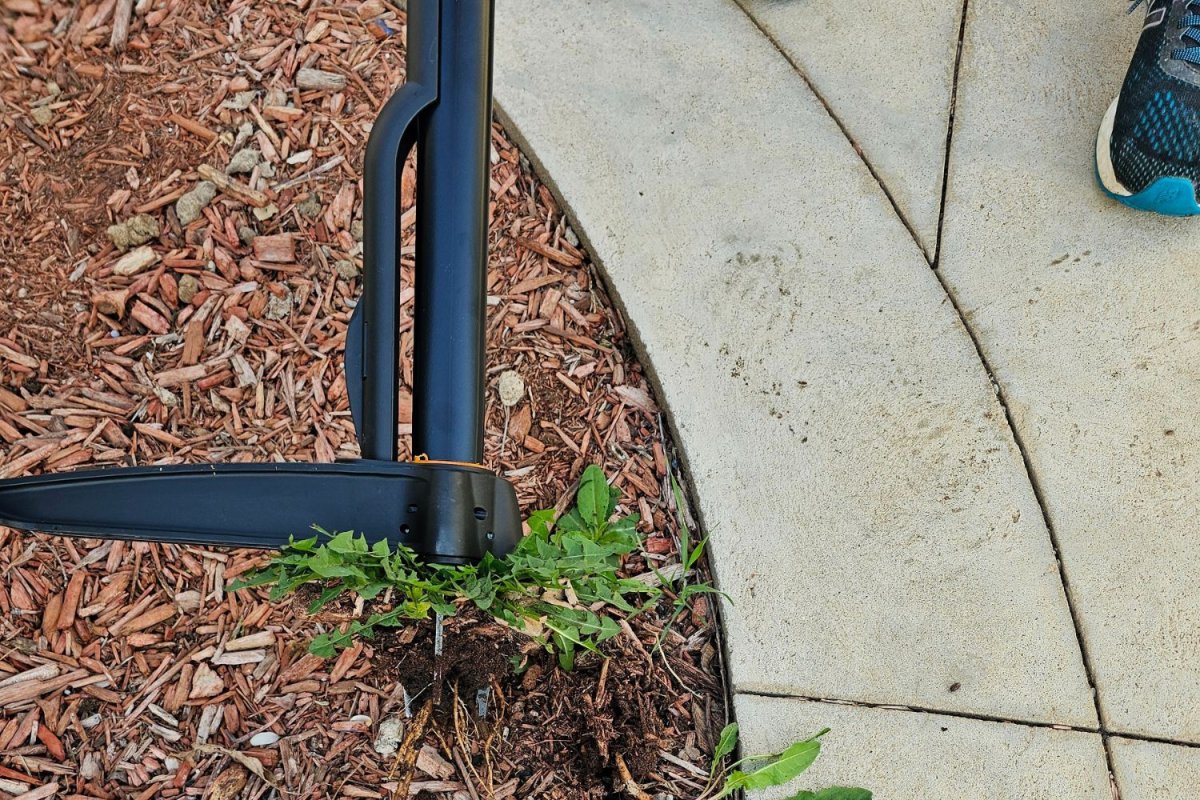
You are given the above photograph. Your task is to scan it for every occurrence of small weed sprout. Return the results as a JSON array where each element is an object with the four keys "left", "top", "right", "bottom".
[{"left": 652, "top": 476, "right": 728, "bottom": 653}]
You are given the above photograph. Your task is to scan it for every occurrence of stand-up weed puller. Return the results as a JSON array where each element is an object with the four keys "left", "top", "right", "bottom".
[{"left": 0, "top": 0, "right": 519, "bottom": 565}]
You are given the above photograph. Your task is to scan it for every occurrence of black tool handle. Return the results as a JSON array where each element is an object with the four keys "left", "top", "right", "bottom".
[{"left": 412, "top": 0, "right": 495, "bottom": 464}]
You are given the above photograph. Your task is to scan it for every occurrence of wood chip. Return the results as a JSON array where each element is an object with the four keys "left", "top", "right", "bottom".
[
  {"left": 189, "top": 663, "right": 225, "bottom": 699},
  {"left": 11, "top": 783, "right": 60, "bottom": 800},
  {"left": 171, "top": 113, "right": 218, "bottom": 142},
  {"left": 0, "top": 443, "right": 57, "bottom": 478},
  {"left": 226, "top": 631, "right": 276, "bottom": 651},
  {"left": 153, "top": 364, "right": 207, "bottom": 387},
  {"left": 112, "top": 245, "right": 159, "bottom": 277},
  {"left": 130, "top": 301, "right": 170, "bottom": 334},
  {"left": 0, "top": 343, "right": 38, "bottom": 369},
  {"left": 109, "top": 0, "right": 133, "bottom": 50},
  {"left": 296, "top": 68, "right": 347, "bottom": 91},
  {"left": 114, "top": 604, "right": 176, "bottom": 635},
  {"left": 0, "top": 669, "right": 89, "bottom": 707},
  {"left": 516, "top": 237, "right": 582, "bottom": 267},
  {"left": 613, "top": 384, "right": 659, "bottom": 415},
  {"left": 252, "top": 233, "right": 296, "bottom": 263},
  {"left": 197, "top": 164, "right": 271, "bottom": 208},
  {"left": 0, "top": 664, "right": 59, "bottom": 690}
]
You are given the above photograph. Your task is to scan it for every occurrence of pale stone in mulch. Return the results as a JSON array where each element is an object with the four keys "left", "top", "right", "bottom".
[
  {"left": 176, "top": 181, "right": 217, "bottom": 226},
  {"left": 107, "top": 213, "right": 160, "bottom": 250},
  {"left": 498, "top": 370, "right": 525, "bottom": 407}
]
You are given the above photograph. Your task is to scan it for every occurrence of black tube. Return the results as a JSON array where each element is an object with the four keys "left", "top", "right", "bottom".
[
  {"left": 412, "top": 0, "right": 495, "bottom": 464},
  {"left": 357, "top": 0, "right": 438, "bottom": 461}
]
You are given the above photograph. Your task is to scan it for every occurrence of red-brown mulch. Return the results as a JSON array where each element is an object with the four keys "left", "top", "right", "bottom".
[{"left": 0, "top": 1, "right": 728, "bottom": 798}]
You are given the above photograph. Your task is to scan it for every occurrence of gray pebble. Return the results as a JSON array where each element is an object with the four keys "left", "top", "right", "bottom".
[
  {"left": 176, "top": 181, "right": 218, "bottom": 226},
  {"left": 226, "top": 147, "right": 261, "bottom": 175},
  {"left": 177, "top": 274, "right": 200, "bottom": 304},
  {"left": 297, "top": 195, "right": 323, "bottom": 218},
  {"left": 498, "top": 370, "right": 525, "bottom": 407},
  {"left": 265, "top": 289, "right": 292, "bottom": 320},
  {"left": 107, "top": 213, "right": 161, "bottom": 250}
]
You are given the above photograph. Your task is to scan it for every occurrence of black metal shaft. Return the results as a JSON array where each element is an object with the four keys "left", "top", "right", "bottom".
[
  {"left": 412, "top": 0, "right": 495, "bottom": 464},
  {"left": 358, "top": 0, "right": 438, "bottom": 461}
]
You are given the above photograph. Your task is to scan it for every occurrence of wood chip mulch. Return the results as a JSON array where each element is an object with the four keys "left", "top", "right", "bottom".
[{"left": 0, "top": 2, "right": 728, "bottom": 799}]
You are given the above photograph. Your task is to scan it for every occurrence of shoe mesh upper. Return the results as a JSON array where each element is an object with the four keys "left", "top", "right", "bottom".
[{"left": 1112, "top": 5, "right": 1200, "bottom": 192}]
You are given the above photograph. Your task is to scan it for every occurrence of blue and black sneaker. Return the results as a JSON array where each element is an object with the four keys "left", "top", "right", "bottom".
[{"left": 1097, "top": 0, "right": 1200, "bottom": 214}]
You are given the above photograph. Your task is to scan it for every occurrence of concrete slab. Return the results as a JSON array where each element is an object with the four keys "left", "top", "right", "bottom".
[
  {"left": 734, "top": 694, "right": 1111, "bottom": 800},
  {"left": 494, "top": 0, "right": 1094, "bottom": 725},
  {"left": 939, "top": 0, "right": 1200, "bottom": 742},
  {"left": 1110, "top": 737, "right": 1200, "bottom": 800},
  {"left": 738, "top": 0, "right": 963, "bottom": 259}
]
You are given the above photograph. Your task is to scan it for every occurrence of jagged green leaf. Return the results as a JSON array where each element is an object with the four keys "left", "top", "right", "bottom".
[{"left": 721, "top": 730, "right": 828, "bottom": 796}]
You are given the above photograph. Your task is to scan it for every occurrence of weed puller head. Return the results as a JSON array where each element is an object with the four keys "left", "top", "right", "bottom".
[{"left": 0, "top": 0, "right": 520, "bottom": 564}]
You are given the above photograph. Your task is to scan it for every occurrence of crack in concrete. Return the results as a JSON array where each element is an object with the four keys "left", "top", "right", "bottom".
[
  {"left": 930, "top": 233, "right": 1124, "bottom": 798},
  {"left": 738, "top": 690, "right": 1200, "bottom": 753},
  {"left": 731, "top": 0, "right": 932, "bottom": 265},
  {"left": 928, "top": 3, "right": 1120, "bottom": 793}
]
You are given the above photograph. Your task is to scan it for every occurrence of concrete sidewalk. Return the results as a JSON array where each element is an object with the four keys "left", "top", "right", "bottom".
[{"left": 493, "top": 0, "right": 1200, "bottom": 796}]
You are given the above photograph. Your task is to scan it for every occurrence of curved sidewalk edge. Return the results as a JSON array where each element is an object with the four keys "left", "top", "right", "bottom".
[{"left": 493, "top": 0, "right": 1102, "bottom": 794}]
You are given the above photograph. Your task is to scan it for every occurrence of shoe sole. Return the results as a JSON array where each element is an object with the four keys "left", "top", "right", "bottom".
[{"left": 1095, "top": 95, "right": 1200, "bottom": 216}]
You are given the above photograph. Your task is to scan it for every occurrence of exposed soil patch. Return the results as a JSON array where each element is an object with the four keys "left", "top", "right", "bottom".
[{"left": 0, "top": 2, "right": 727, "bottom": 799}]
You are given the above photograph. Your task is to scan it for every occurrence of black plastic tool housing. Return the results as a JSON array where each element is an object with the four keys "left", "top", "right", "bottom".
[{"left": 0, "top": 0, "right": 520, "bottom": 563}]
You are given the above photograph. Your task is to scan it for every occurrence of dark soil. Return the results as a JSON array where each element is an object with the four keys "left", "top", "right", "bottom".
[{"left": 296, "top": 591, "right": 725, "bottom": 799}]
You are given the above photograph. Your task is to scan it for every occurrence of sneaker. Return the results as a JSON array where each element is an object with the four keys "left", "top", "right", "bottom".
[{"left": 1097, "top": 0, "right": 1200, "bottom": 214}]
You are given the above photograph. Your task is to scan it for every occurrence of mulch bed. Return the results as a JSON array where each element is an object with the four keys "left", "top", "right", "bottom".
[{"left": 0, "top": 1, "right": 728, "bottom": 798}]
